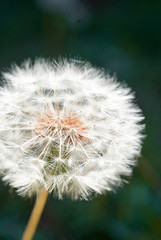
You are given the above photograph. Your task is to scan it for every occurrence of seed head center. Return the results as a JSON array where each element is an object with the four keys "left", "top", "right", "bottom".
[{"left": 34, "top": 112, "right": 88, "bottom": 143}]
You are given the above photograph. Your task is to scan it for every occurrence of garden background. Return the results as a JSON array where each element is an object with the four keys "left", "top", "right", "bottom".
[{"left": 0, "top": 1, "right": 161, "bottom": 239}]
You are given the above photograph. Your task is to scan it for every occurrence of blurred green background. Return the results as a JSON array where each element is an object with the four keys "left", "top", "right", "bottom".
[{"left": 0, "top": 0, "right": 161, "bottom": 239}]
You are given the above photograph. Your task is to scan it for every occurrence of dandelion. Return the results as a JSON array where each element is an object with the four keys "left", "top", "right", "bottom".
[{"left": 0, "top": 59, "right": 144, "bottom": 239}]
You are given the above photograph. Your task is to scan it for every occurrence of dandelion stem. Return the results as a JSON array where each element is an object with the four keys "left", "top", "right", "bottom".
[{"left": 22, "top": 189, "right": 48, "bottom": 240}]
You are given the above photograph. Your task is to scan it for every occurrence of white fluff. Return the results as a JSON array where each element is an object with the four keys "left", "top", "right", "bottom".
[{"left": 0, "top": 59, "right": 144, "bottom": 200}]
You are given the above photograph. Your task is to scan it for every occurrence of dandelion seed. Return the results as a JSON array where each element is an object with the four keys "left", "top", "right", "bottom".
[{"left": 0, "top": 58, "right": 145, "bottom": 200}]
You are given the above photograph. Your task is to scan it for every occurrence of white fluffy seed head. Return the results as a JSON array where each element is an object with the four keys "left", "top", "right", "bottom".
[{"left": 0, "top": 58, "right": 145, "bottom": 200}]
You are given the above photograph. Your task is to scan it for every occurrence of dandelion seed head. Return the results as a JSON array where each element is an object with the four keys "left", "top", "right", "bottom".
[{"left": 0, "top": 58, "right": 145, "bottom": 200}]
